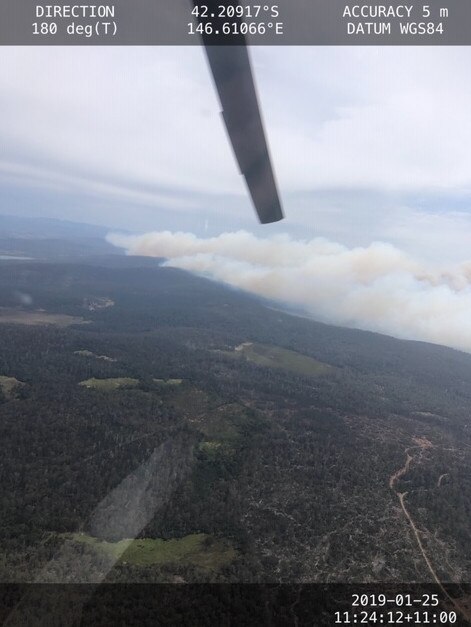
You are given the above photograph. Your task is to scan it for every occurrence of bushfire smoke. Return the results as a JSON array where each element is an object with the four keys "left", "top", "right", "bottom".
[{"left": 108, "top": 230, "right": 471, "bottom": 353}]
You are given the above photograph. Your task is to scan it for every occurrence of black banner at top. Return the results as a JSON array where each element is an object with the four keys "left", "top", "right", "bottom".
[{"left": 0, "top": 0, "right": 470, "bottom": 45}]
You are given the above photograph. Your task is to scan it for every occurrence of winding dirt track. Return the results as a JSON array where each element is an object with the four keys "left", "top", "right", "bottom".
[
  {"left": 389, "top": 450, "right": 413, "bottom": 489},
  {"left": 389, "top": 443, "right": 471, "bottom": 623},
  {"left": 437, "top": 473, "right": 448, "bottom": 488}
]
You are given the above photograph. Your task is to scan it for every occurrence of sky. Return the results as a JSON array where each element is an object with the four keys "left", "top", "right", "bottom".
[{"left": 2, "top": 46, "right": 471, "bottom": 350}]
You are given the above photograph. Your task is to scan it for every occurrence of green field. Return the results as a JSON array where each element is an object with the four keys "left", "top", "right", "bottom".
[
  {"left": 164, "top": 385, "right": 211, "bottom": 415},
  {"left": 0, "top": 308, "right": 85, "bottom": 327},
  {"left": 0, "top": 375, "right": 24, "bottom": 399},
  {"left": 222, "top": 342, "right": 331, "bottom": 377},
  {"left": 74, "top": 350, "right": 116, "bottom": 362},
  {"left": 64, "top": 533, "right": 237, "bottom": 571},
  {"left": 153, "top": 378, "right": 183, "bottom": 386},
  {"left": 197, "top": 403, "right": 245, "bottom": 441},
  {"left": 199, "top": 440, "right": 223, "bottom": 453},
  {"left": 79, "top": 377, "right": 139, "bottom": 391}
]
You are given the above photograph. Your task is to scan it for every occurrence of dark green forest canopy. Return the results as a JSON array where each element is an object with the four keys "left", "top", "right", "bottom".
[{"left": 1, "top": 256, "right": 471, "bottom": 584}]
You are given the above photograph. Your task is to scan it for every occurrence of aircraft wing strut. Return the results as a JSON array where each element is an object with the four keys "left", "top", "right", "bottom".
[{"left": 192, "top": 1, "right": 284, "bottom": 224}]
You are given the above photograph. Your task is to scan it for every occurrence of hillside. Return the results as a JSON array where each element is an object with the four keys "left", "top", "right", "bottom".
[
  {"left": 0, "top": 251, "right": 470, "bottom": 608},
  {"left": 0, "top": 253, "right": 471, "bottom": 582}
]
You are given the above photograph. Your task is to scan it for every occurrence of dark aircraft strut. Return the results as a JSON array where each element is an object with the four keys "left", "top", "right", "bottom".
[{"left": 192, "top": 0, "right": 284, "bottom": 224}]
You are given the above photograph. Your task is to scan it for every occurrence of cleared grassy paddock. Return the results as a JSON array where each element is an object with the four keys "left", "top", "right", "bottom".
[
  {"left": 64, "top": 533, "right": 237, "bottom": 571},
  {"left": 0, "top": 308, "right": 85, "bottom": 327},
  {"left": 0, "top": 375, "right": 24, "bottom": 399},
  {"left": 74, "top": 350, "right": 116, "bottom": 362},
  {"left": 79, "top": 377, "right": 139, "bottom": 391},
  {"left": 222, "top": 342, "right": 332, "bottom": 377},
  {"left": 153, "top": 378, "right": 183, "bottom": 386}
]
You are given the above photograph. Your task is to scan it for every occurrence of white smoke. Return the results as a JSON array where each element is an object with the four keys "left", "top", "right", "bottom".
[{"left": 108, "top": 230, "right": 471, "bottom": 353}]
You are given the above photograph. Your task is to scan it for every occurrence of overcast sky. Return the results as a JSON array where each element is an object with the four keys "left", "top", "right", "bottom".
[
  {"left": 3, "top": 46, "right": 471, "bottom": 351},
  {"left": 1, "top": 46, "right": 471, "bottom": 260}
]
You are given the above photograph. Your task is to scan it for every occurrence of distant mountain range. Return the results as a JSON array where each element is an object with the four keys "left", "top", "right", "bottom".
[
  {"left": 0, "top": 214, "right": 113, "bottom": 238},
  {"left": 0, "top": 214, "right": 123, "bottom": 258}
]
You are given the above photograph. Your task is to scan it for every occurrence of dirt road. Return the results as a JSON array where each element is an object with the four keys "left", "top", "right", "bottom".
[{"left": 389, "top": 440, "right": 471, "bottom": 623}]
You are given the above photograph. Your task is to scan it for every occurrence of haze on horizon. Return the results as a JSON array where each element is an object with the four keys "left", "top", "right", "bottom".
[{"left": 2, "top": 46, "right": 471, "bottom": 352}]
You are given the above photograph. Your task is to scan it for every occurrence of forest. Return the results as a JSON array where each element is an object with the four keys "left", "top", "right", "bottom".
[{"left": 0, "top": 254, "right": 470, "bottom": 604}]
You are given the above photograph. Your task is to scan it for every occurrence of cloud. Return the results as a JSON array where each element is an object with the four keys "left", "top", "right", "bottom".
[
  {"left": 108, "top": 229, "right": 471, "bottom": 353},
  {"left": 2, "top": 47, "right": 471, "bottom": 233}
]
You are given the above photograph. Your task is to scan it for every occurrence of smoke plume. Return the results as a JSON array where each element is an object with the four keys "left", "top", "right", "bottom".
[{"left": 108, "top": 230, "right": 471, "bottom": 353}]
